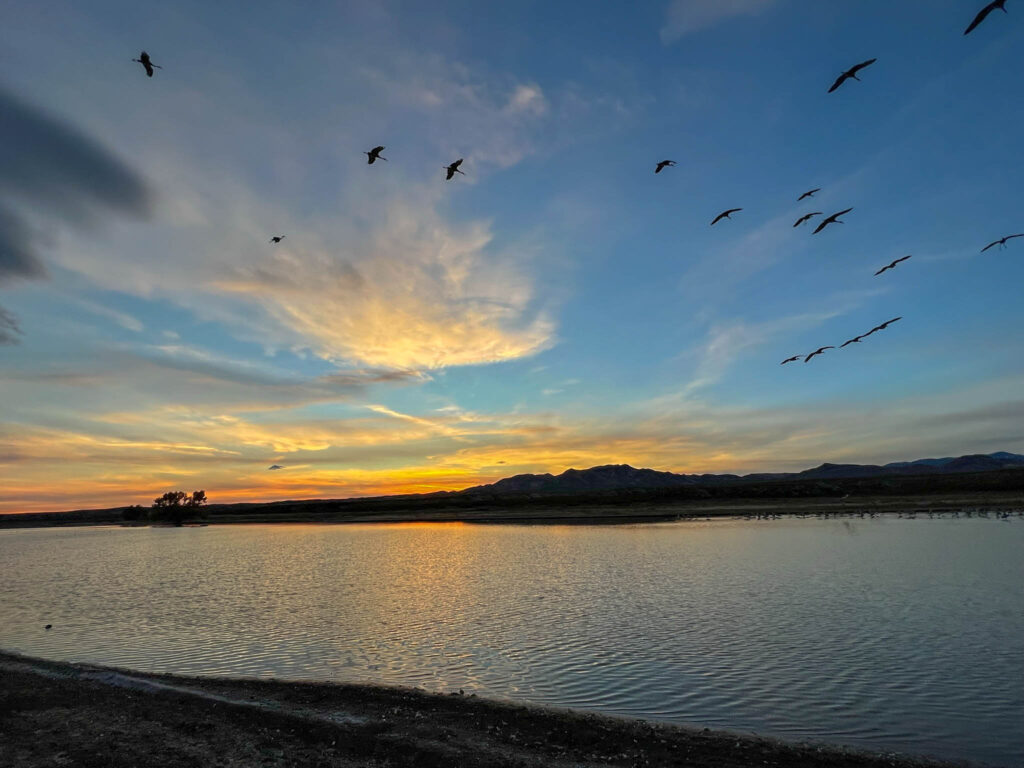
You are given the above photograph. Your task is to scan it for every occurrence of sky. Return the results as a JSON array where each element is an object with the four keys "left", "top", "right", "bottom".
[{"left": 2, "top": 0, "right": 1023, "bottom": 513}]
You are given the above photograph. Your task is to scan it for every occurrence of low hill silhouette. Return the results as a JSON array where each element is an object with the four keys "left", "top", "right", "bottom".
[{"left": 459, "top": 452, "right": 1024, "bottom": 495}]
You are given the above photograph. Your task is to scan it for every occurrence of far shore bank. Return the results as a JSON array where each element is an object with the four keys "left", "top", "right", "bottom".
[
  {"left": 2, "top": 493, "right": 1022, "bottom": 530},
  {"left": 0, "top": 651, "right": 964, "bottom": 768}
]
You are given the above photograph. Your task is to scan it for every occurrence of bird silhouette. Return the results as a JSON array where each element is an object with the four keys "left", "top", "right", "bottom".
[
  {"left": 805, "top": 346, "right": 835, "bottom": 362},
  {"left": 798, "top": 188, "right": 821, "bottom": 201},
  {"left": 655, "top": 160, "right": 677, "bottom": 174},
  {"left": 132, "top": 51, "right": 162, "bottom": 78},
  {"left": 964, "top": 0, "right": 1009, "bottom": 35},
  {"left": 45, "top": 624, "right": 52, "bottom": 630},
  {"left": 980, "top": 234, "right": 1023, "bottom": 252},
  {"left": 268, "top": 464, "right": 284, "bottom": 470},
  {"left": 269, "top": 235, "right": 285, "bottom": 243},
  {"left": 866, "top": 317, "right": 902, "bottom": 335},
  {"left": 711, "top": 208, "right": 742, "bottom": 226},
  {"left": 365, "top": 146, "right": 387, "bottom": 164},
  {"left": 875, "top": 255, "right": 912, "bottom": 275},
  {"left": 828, "top": 59, "right": 877, "bottom": 93},
  {"left": 445, "top": 159, "right": 465, "bottom": 180},
  {"left": 780, "top": 355, "right": 802, "bottom": 365},
  {"left": 840, "top": 335, "right": 864, "bottom": 348},
  {"left": 813, "top": 207, "right": 853, "bottom": 234},
  {"left": 793, "top": 212, "right": 823, "bottom": 228}
]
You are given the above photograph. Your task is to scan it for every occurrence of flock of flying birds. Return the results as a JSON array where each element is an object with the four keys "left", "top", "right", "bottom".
[
  {"left": 128, "top": 1, "right": 1017, "bottom": 371},
  {"left": 650, "top": 1, "right": 1021, "bottom": 366}
]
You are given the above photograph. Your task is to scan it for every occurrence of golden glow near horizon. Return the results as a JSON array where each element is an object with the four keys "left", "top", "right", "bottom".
[{"left": 4, "top": 2, "right": 1023, "bottom": 515}]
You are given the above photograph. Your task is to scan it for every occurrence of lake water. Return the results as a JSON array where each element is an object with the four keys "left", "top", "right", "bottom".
[{"left": 1, "top": 518, "right": 1021, "bottom": 766}]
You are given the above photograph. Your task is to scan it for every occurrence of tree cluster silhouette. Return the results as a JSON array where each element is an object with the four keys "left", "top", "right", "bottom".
[{"left": 150, "top": 490, "right": 207, "bottom": 526}]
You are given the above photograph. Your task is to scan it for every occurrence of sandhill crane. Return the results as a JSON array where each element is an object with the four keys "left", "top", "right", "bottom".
[
  {"left": 711, "top": 208, "right": 742, "bottom": 226},
  {"left": 813, "top": 207, "right": 853, "bottom": 234},
  {"left": 964, "top": 0, "right": 1009, "bottom": 35},
  {"left": 445, "top": 159, "right": 465, "bottom": 180},
  {"left": 798, "top": 188, "right": 821, "bottom": 201},
  {"left": 780, "top": 355, "right": 802, "bottom": 365},
  {"left": 875, "top": 255, "right": 912, "bottom": 275},
  {"left": 132, "top": 51, "right": 162, "bottom": 77},
  {"left": 269, "top": 235, "right": 285, "bottom": 244},
  {"left": 794, "top": 212, "right": 823, "bottom": 227},
  {"left": 828, "top": 59, "right": 877, "bottom": 93},
  {"left": 981, "top": 234, "right": 1023, "bottom": 252},
  {"left": 365, "top": 146, "right": 387, "bottom": 164},
  {"left": 866, "top": 317, "right": 902, "bottom": 335},
  {"left": 655, "top": 160, "right": 677, "bottom": 174},
  {"left": 805, "top": 346, "right": 835, "bottom": 362}
]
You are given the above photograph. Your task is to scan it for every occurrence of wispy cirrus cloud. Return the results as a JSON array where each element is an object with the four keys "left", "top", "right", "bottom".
[
  {"left": 660, "top": 0, "right": 779, "bottom": 43},
  {"left": 211, "top": 201, "right": 555, "bottom": 370}
]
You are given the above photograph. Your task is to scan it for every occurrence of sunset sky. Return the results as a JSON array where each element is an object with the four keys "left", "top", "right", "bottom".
[{"left": 2, "top": 0, "right": 1023, "bottom": 513}]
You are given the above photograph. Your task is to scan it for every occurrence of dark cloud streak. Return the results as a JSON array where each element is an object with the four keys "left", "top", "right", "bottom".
[
  {"left": 0, "top": 86, "right": 151, "bottom": 225},
  {"left": 0, "top": 85, "right": 152, "bottom": 340},
  {"left": 0, "top": 304, "right": 22, "bottom": 345}
]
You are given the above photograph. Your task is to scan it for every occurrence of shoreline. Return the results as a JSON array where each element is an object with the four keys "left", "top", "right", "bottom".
[
  {"left": 2, "top": 494, "right": 1022, "bottom": 530},
  {"left": 0, "top": 651, "right": 965, "bottom": 768}
]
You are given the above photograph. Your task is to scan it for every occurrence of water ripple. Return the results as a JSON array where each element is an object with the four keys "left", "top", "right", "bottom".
[{"left": 1, "top": 518, "right": 1021, "bottom": 766}]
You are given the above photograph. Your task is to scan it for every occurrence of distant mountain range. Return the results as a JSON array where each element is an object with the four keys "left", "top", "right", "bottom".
[{"left": 459, "top": 452, "right": 1024, "bottom": 496}]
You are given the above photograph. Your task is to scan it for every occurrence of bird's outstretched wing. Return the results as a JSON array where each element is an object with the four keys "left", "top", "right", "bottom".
[
  {"left": 964, "top": 2, "right": 998, "bottom": 35},
  {"left": 850, "top": 58, "right": 877, "bottom": 76},
  {"left": 828, "top": 73, "right": 850, "bottom": 93},
  {"left": 981, "top": 240, "right": 1001, "bottom": 252}
]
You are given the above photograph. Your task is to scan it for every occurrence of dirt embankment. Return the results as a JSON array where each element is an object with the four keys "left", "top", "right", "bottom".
[{"left": 0, "top": 652, "right": 964, "bottom": 768}]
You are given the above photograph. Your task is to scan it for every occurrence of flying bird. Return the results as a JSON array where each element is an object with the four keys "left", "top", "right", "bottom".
[
  {"left": 805, "top": 346, "right": 835, "bottom": 363},
  {"left": 875, "top": 255, "right": 912, "bottom": 276},
  {"left": 711, "top": 208, "right": 742, "bottom": 226},
  {"left": 964, "top": 0, "right": 1009, "bottom": 35},
  {"left": 798, "top": 188, "right": 821, "bottom": 201},
  {"left": 655, "top": 160, "right": 677, "bottom": 174},
  {"left": 813, "top": 207, "right": 854, "bottom": 234},
  {"left": 133, "top": 51, "right": 162, "bottom": 78},
  {"left": 268, "top": 465, "right": 284, "bottom": 471},
  {"left": 840, "top": 335, "right": 864, "bottom": 348},
  {"left": 45, "top": 624, "right": 52, "bottom": 630},
  {"left": 781, "top": 355, "right": 803, "bottom": 365},
  {"left": 269, "top": 235, "right": 285, "bottom": 244},
  {"left": 365, "top": 146, "right": 387, "bottom": 164},
  {"left": 445, "top": 159, "right": 465, "bottom": 180},
  {"left": 980, "top": 234, "right": 1023, "bottom": 252},
  {"left": 867, "top": 317, "right": 902, "bottom": 335},
  {"left": 794, "top": 212, "right": 823, "bottom": 228},
  {"left": 828, "top": 58, "right": 877, "bottom": 93}
]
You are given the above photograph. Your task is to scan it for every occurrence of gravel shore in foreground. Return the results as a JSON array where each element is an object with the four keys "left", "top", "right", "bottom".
[{"left": 0, "top": 652, "right": 965, "bottom": 768}]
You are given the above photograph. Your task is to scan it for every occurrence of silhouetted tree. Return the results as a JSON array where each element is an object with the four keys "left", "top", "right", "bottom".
[{"left": 150, "top": 490, "right": 207, "bottom": 526}]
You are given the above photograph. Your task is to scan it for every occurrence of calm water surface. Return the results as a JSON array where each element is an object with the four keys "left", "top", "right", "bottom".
[{"left": 1, "top": 518, "right": 1021, "bottom": 766}]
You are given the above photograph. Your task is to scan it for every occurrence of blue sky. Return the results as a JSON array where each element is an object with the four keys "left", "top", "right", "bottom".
[{"left": 2, "top": 0, "right": 1022, "bottom": 512}]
